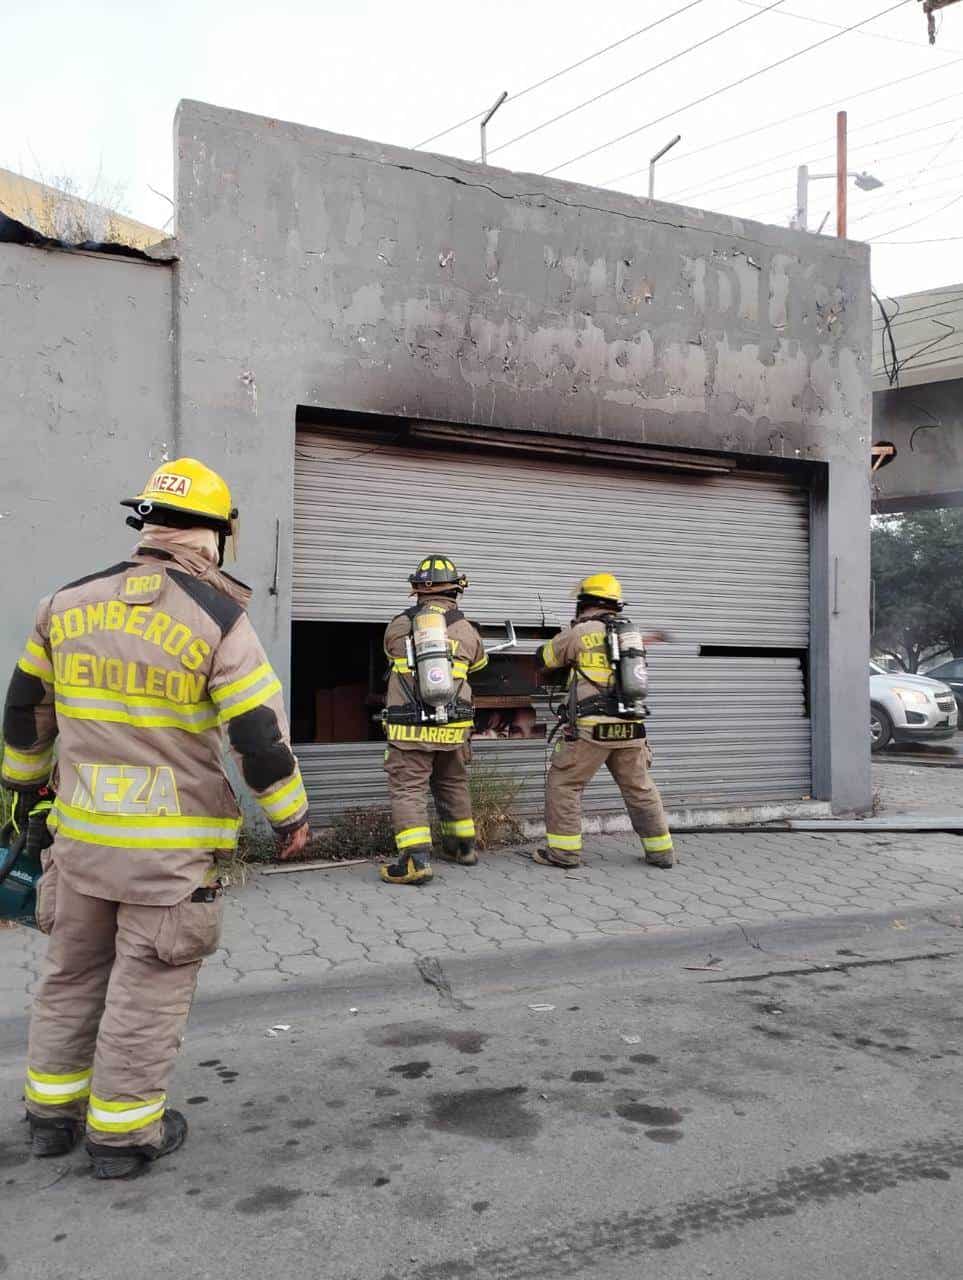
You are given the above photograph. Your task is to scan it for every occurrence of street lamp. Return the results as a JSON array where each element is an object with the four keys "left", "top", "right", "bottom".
[{"left": 793, "top": 165, "right": 883, "bottom": 231}]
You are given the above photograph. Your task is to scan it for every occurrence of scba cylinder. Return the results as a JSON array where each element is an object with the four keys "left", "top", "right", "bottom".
[
  {"left": 609, "top": 618, "right": 648, "bottom": 702},
  {"left": 412, "top": 609, "right": 454, "bottom": 707}
]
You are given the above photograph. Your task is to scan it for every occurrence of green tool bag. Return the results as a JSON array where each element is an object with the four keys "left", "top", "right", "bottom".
[{"left": 0, "top": 819, "right": 42, "bottom": 929}]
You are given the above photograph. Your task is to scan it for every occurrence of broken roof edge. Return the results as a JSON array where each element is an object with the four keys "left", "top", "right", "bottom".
[{"left": 0, "top": 211, "right": 177, "bottom": 265}]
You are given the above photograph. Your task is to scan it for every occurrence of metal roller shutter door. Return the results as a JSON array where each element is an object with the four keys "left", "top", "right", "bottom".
[{"left": 293, "top": 429, "right": 811, "bottom": 820}]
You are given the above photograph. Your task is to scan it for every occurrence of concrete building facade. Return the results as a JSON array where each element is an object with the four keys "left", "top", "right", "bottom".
[{"left": 0, "top": 99, "right": 874, "bottom": 821}]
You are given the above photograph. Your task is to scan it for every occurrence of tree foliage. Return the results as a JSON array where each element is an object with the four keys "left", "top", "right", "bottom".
[{"left": 872, "top": 510, "right": 963, "bottom": 671}]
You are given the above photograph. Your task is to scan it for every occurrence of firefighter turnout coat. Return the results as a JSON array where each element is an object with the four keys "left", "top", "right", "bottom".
[
  {"left": 3, "top": 540, "right": 309, "bottom": 903},
  {"left": 539, "top": 607, "right": 642, "bottom": 745}
]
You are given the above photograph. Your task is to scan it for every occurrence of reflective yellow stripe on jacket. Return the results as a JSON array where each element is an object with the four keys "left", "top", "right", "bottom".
[
  {"left": 18, "top": 639, "right": 53, "bottom": 682},
  {"left": 211, "top": 663, "right": 283, "bottom": 722},
  {"left": 54, "top": 684, "right": 219, "bottom": 733},
  {"left": 256, "top": 772, "right": 308, "bottom": 825},
  {"left": 1, "top": 743, "right": 54, "bottom": 785},
  {"left": 48, "top": 798, "right": 240, "bottom": 851}
]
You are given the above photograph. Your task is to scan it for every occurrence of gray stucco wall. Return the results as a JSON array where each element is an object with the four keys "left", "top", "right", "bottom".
[
  {"left": 0, "top": 243, "right": 174, "bottom": 686},
  {"left": 173, "top": 100, "right": 872, "bottom": 811},
  {"left": 873, "top": 379, "right": 963, "bottom": 511}
]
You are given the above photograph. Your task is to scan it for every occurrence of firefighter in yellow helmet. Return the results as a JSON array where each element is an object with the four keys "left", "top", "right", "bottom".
[
  {"left": 380, "top": 557, "right": 487, "bottom": 885},
  {"left": 2, "top": 458, "right": 310, "bottom": 1179},
  {"left": 535, "top": 572, "right": 674, "bottom": 870}
]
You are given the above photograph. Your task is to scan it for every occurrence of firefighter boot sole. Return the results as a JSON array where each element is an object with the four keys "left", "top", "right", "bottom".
[
  {"left": 88, "top": 1109, "right": 188, "bottom": 1181},
  {"left": 438, "top": 840, "right": 478, "bottom": 867},
  {"left": 29, "top": 1116, "right": 83, "bottom": 1158},
  {"left": 532, "top": 848, "right": 581, "bottom": 870},
  {"left": 644, "top": 852, "right": 676, "bottom": 869},
  {"left": 380, "top": 856, "right": 434, "bottom": 886}
]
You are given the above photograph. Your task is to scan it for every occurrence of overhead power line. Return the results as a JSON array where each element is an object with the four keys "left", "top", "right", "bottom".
[
  {"left": 480, "top": 0, "right": 788, "bottom": 162},
  {"left": 675, "top": 109, "right": 963, "bottom": 207},
  {"left": 603, "top": 56, "right": 963, "bottom": 187},
  {"left": 743, "top": 144, "right": 963, "bottom": 225},
  {"left": 852, "top": 169, "right": 963, "bottom": 226},
  {"left": 872, "top": 292, "right": 963, "bottom": 326},
  {"left": 852, "top": 120, "right": 963, "bottom": 222},
  {"left": 542, "top": 0, "right": 914, "bottom": 178},
  {"left": 874, "top": 234, "right": 963, "bottom": 244},
  {"left": 736, "top": 0, "right": 963, "bottom": 52},
  {"left": 669, "top": 91, "right": 963, "bottom": 202},
  {"left": 410, "top": 0, "right": 710, "bottom": 150},
  {"left": 870, "top": 189, "right": 963, "bottom": 240}
]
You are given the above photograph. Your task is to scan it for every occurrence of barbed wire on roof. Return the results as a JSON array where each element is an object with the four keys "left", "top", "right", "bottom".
[
  {"left": 478, "top": 0, "right": 788, "bottom": 163},
  {"left": 409, "top": 0, "right": 711, "bottom": 150},
  {"left": 541, "top": 0, "right": 913, "bottom": 177}
]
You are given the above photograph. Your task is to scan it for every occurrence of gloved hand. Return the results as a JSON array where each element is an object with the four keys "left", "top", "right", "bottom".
[
  {"left": 276, "top": 821, "right": 311, "bottom": 862},
  {"left": 12, "top": 786, "right": 52, "bottom": 835}
]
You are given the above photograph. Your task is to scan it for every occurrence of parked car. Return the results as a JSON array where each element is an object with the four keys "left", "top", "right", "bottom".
[
  {"left": 870, "top": 661, "right": 959, "bottom": 751},
  {"left": 922, "top": 658, "right": 963, "bottom": 719}
]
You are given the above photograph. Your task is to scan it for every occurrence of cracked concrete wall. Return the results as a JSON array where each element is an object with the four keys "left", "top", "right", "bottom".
[
  {"left": 873, "top": 379, "right": 963, "bottom": 511},
  {"left": 172, "top": 100, "right": 871, "bottom": 811},
  {"left": 0, "top": 243, "right": 174, "bottom": 685}
]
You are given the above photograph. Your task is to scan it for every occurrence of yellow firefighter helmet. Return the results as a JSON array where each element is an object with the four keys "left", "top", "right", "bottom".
[
  {"left": 121, "top": 458, "right": 237, "bottom": 528},
  {"left": 573, "top": 572, "right": 624, "bottom": 607}
]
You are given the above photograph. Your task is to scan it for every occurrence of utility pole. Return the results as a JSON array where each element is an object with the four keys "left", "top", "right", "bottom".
[
  {"left": 836, "top": 110, "right": 847, "bottom": 239},
  {"left": 480, "top": 91, "right": 508, "bottom": 165}
]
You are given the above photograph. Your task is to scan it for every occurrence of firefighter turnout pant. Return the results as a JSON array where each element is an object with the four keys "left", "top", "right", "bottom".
[
  {"left": 545, "top": 738, "right": 673, "bottom": 861},
  {"left": 24, "top": 868, "right": 222, "bottom": 1148},
  {"left": 384, "top": 744, "right": 475, "bottom": 857}
]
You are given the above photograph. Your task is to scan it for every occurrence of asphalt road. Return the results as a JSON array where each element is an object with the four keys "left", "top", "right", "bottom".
[{"left": 1, "top": 919, "right": 961, "bottom": 1280}]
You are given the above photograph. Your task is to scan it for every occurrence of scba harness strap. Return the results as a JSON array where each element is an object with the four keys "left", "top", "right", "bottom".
[
  {"left": 383, "top": 699, "right": 474, "bottom": 727},
  {"left": 403, "top": 605, "right": 465, "bottom": 625}
]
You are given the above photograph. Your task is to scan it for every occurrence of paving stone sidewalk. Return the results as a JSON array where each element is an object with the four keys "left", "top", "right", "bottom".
[{"left": 3, "top": 762, "right": 962, "bottom": 1016}]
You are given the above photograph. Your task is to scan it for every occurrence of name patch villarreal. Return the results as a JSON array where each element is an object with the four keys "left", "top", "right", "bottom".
[
  {"left": 592, "top": 722, "right": 644, "bottom": 742},
  {"left": 387, "top": 724, "right": 469, "bottom": 744}
]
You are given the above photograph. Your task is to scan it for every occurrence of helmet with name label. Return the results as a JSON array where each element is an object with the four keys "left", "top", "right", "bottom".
[
  {"left": 121, "top": 458, "right": 236, "bottom": 529},
  {"left": 408, "top": 556, "right": 469, "bottom": 595}
]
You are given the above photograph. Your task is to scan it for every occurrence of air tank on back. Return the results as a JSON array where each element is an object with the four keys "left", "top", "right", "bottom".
[{"left": 412, "top": 606, "right": 455, "bottom": 715}]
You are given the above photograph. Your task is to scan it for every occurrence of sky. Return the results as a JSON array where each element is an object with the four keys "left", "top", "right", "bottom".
[{"left": 3, "top": 0, "right": 962, "bottom": 298}]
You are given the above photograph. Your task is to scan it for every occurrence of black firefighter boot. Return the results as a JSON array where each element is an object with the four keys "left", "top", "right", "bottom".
[
  {"left": 28, "top": 1114, "right": 84, "bottom": 1158},
  {"left": 380, "top": 850, "right": 434, "bottom": 885},
  {"left": 87, "top": 1109, "right": 188, "bottom": 1180},
  {"left": 439, "top": 837, "right": 478, "bottom": 867}
]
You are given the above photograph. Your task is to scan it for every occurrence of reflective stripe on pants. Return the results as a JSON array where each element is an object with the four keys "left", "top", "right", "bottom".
[
  {"left": 545, "top": 738, "right": 670, "bottom": 854},
  {"left": 26, "top": 873, "right": 219, "bottom": 1147},
  {"left": 384, "top": 744, "right": 473, "bottom": 852}
]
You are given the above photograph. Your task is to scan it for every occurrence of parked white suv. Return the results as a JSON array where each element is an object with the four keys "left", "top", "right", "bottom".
[{"left": 870, "top": 661, "right": 959, "bottom": 751}]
